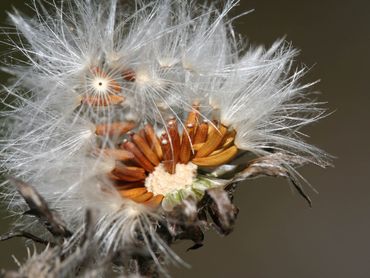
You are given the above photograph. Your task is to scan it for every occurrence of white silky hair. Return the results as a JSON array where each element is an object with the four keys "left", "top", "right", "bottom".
[
  {"left": 0, "top": 0, "right": 330, "bottom": 271},
  {"left": 210, "top": 40, "right": 331, "bottom": 167}
]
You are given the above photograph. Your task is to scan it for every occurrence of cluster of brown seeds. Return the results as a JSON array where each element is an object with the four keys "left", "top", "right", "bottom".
[{"left": 80, "top": 68, "right": 238, "bottom": 208}]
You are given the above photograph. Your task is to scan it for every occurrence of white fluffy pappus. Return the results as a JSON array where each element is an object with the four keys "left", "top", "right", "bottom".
[
  {"left": 209, "top": 40, "right": 331, "bottom": 166},
  {"left": 0, "top": 0, "right": 332, "bottom": 275}
]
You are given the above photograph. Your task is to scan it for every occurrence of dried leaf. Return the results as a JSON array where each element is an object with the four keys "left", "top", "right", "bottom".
[
  {"left": 233, "top": 153, "right": 312, "bottom": 206},
  {"left": 9, "top": 177, "right": 72, "bottom": 238},
  {"left": 0, "top": 231, "right": 49, "bottom": 245},
  {"left": 201, "top": 188, "right": 239, "bottom": 235},
  {"left": 165, "top": 198, "right": 205, "bottom": 250}
]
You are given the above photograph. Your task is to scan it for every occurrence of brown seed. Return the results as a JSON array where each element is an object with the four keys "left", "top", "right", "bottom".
[
  {"left": 209, "top": 148, "right": 224, "bottom": 156},
  {"left": 192, "top": 145, "right": 238, "bottom": 167},
  {"left": 193, "top": 122, "right": 209, "bottom": 144},
  {"left": 131, "top": 192, "right": 154, "bottom": 203},
  {"left": 167, "top": 120, "right": 181, "bottom": 164},
  {"left": 195, "top": 124, "right": 228, "bottom": 158},
  {"left": 113, "top": 163, "right": 146, "bottom": 180},
  {"left": 122, "top": 140, "right": 154, "bottom": 172},
  {"left": 143, "top": 194, "right": 164, "bottom": 208},
  {"left": 107, "top": 172, "right": 123, "bottom": 181},
  {"left": 192, "top": 143, "right": 204, "bottom": 151},
  {"left": 179, "top": 127, "right": 195, "bottom": 164},
  {"left": 161, "top": 133, "right": 175, "bottom": 174},
  {"left": 97, "top": 149, "right": 134, "bottom": 161},
  {"left": 132, "top": 134, "right": 160, "bottom": 166},
  {"left": 119, "top": 187, "right": 147, "bottom": 199},
  {"left": 220, "top": 129, "right": 236, "bottom": 149},
  {"left": 144, "top": 124, "right": 163, "bottom": 160},
  {"left": 114, "top": 182, "right": 144, "bottom": 190},
  {"left": 138, "top": 129, "right": 148, "bottom": 144},
  {"left": 110, "top": 173, "right": 143, "bottom": 182},
  {"left": 179, "top": 105, "right": 200, "bottom": 163},
  {"left": 186, "top": 103, "right": 200, "bottom": 128},
  {"left": 95, "top": 122, "right": 136, "bottom": 137}
]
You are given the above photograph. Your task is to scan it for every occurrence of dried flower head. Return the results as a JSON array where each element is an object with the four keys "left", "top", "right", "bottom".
[{"left": 0, "top": 0, "right": 331, "bottom": 276}]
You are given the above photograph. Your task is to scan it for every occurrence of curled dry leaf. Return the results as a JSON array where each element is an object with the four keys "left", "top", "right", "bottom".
[
  {"left": 9, "top": 178, "right": 72, "bottom": 238},
  {"left": 0, "top": 231, "right": 49, "bottom": 246},
  {"left": 199, "top": 188, "right": 239, "bottom": 236},
  {"left": 232, "top": 153, "right": 312, "bottom": 206},
  {"left": 163, "top": 198, "right": 205, "bottom": 251}
]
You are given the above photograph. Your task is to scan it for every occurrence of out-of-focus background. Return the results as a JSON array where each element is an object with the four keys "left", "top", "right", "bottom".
[{"left": 0, "top": 0, "right": 369, "bottom": 277}]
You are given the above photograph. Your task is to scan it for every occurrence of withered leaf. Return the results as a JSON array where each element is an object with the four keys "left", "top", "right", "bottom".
[
  {"left": 0, "top": 231, "right": 49, "bottom": 245},
  {"left": 200, "top": 188, "right": 239, "bottom": 236},
  {"left": 164, "top": 198, "right": 205, "bottom": 250},
  {"left": 233, "top": 153, "right": 312, "bottom": 206},
  {"left": 9, "top": 177, "right": 72, "bottom": 238}
]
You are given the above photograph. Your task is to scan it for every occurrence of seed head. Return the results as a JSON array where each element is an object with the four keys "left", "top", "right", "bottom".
[{"left": 0, "top": 0, "right": 331, "bottom": 276}]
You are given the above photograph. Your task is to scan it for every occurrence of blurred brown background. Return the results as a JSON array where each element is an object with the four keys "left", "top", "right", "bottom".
[{"left": 0, "top": 0, "right": 369, "bottom": 277}]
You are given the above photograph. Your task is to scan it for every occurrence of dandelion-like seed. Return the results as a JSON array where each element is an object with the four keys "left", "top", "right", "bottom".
[{"left": 0, "top": 0, "right": 331, "bottom": 277}]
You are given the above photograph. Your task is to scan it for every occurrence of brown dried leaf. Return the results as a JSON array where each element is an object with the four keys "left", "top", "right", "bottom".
[
  {"left": 0, "top": 231, "right": 49, "bottom": 245},
  {"left": 233, "top": 153, "right": 312, "bottom": 206},
  {"left": 164, "top": 198, "right": 205, "bottom": 250},
  {"left": 9, "top": 177, "right": 72, "bottom": 238},
  {"left": 201, "top": 188, "right": 239, "bottom": 236}
]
